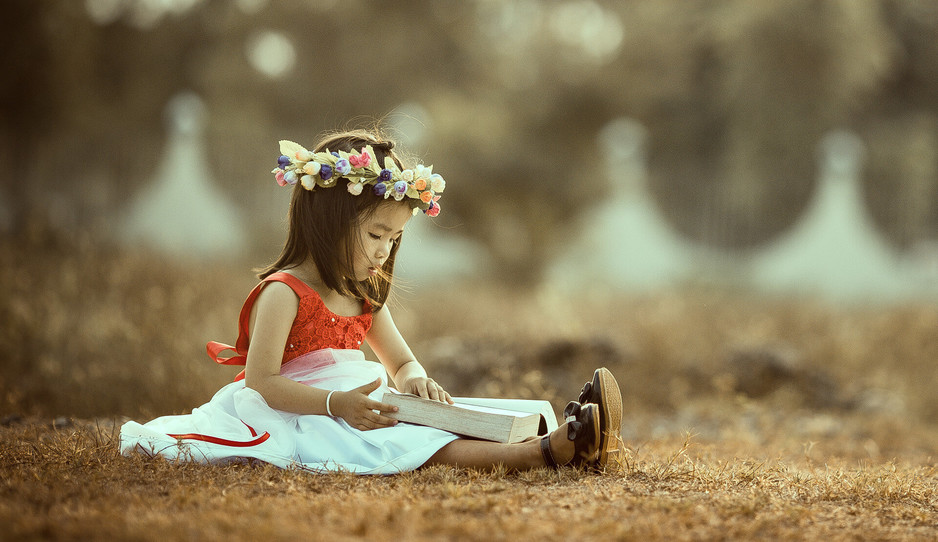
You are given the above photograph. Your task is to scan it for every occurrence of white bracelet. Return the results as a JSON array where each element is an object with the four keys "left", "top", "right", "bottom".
[{"left": 325, "top": 390, "right": 336, "bottom": 417}]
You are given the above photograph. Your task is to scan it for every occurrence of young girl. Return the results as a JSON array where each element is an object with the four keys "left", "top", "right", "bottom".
[{"left": 119, "top": 129, "right": 623, "bottom": 474}]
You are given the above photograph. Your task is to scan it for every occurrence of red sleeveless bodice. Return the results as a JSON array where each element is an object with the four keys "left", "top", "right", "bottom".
[{"left": 206, "top": 272, "right": 373, "bottom": 381}]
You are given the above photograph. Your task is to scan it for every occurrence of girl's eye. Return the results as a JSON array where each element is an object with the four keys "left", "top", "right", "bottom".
[{"left": 369, "top": 233, "right": 381, "bottom": 240}]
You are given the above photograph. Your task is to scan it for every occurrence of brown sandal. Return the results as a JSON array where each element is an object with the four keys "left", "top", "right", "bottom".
[
  {"left": 574, "top": 367, "right": 622, "bottom": 468},
  {"left": 539, "top": 402, "right": 601, "bottom": 469}
]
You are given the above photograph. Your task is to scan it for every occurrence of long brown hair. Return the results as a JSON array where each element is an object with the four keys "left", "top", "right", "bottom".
[{"left": 258, "top": 129, "right": 412, "bottom": 311}]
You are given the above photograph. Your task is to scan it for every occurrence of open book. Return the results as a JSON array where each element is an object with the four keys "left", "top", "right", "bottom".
[{"left": 382, "top": 392, "right": 558, "bottom": 443}]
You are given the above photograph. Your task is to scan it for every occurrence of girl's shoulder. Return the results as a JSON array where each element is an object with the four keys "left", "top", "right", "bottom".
[
  {"left": 264, "top": 270, "right": 368, "bottom": 317},
  {"left": 263, "top": 271, "right": 318, "bottom": 296}
]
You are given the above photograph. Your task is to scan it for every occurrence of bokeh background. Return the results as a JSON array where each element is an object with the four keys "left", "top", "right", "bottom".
[{"left": 2, "top": 0, "right": 938, "bottom": 457}]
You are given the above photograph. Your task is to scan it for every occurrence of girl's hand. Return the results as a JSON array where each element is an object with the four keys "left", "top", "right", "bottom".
[
  {"left": 401, "top": 376, "right": 454, "bottom": 404},
  {"left": 331, "top": 379, "right": 399, "bottom": 431}
]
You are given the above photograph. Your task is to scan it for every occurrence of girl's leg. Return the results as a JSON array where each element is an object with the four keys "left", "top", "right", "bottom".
[{"left": 424, "top": 423, "right": 577, "bottom": 471}]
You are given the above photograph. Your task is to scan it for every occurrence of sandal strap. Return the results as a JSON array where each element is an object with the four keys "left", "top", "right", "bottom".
[
  {"left": 539, "top": 435, "right": 559, "bottom": 469},
  {"left": 577, "top": 380, "right": 593, "bottom": 404}
]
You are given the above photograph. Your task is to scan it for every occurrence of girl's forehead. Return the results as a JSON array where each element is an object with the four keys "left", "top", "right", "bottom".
[{"left": 363, "top": 203, "right": 413, "bottom": 230}]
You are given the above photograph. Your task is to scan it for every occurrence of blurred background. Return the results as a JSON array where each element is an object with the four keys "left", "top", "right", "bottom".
[{"left": 2, "top": 0, "right": 938, "bottom": 456}]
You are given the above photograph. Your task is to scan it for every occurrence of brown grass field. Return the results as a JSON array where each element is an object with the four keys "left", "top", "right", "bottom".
[{"left": 2, "top": 228, "right": 937, "bottom": 541}]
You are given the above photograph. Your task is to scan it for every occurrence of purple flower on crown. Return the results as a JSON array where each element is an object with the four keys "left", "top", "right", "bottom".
[
  {"left": 331, "top": 152, "right": 340, "bottom": 158},
  {"left": 277, "top": 155, "right": 291, "bottom": 170},
  {"left": 319, "top": 164, "right": 333, "bottom": 181},
  {"left": 335, "top": 159, "right": 351, "bottom": 176},
  {"left": 283, "top": 170, "right": 298, "bottom": 185},
  {"left": 379, "top": 169, "right": 392, "bottom": 183},
  {"left": 393, "top": 180, "right": 407, "bottom": 194},
  {"left": 373, "top": 183, "right": 387, "bottom": 197}
]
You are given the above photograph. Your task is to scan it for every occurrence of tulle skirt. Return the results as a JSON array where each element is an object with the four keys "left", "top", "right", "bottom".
[{"left": 119, "top": 349, "right": 460, "bottom": 474}]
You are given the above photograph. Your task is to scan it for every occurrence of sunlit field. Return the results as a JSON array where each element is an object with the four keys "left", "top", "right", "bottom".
[{"left": 2, "top": 228, "right": 937, "bottom": 540}]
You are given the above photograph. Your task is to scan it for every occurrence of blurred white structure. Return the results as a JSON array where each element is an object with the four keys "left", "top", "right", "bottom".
[
  {"left": 394, "top": 218, "right": 492, "bottom": 283},
  {"left": 119, "top": 92, "right": 246, "bottom": 258},
  {"left": 389, "top": 103, "right": 492, "bottom": 283},
  {"left": 748, "top": 130, "right": 915, "bottom": 302},
  {"left": 544, "top": 117, "right": 695, "bottom": 294}
]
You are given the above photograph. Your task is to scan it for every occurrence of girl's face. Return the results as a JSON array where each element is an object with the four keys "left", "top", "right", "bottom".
[{"left": 351, "top": 202, "right": 413, "bottom": 281}]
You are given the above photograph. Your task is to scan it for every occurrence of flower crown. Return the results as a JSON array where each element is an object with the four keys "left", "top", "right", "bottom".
[{"left": 273, "top": 140, "right": 444, "bottom": 217}]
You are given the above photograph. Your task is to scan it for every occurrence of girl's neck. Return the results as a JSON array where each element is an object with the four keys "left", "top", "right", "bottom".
[
  {"left": 282, "top": 262, "right": 365, "bottom": 317},
  {"left": 284, "top": 261, "right": 325, "bottom": 289}
]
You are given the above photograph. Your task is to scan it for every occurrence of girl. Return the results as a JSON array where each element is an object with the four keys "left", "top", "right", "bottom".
[{"left": 119, "top": 129, "right": 623, "bottom": 474}]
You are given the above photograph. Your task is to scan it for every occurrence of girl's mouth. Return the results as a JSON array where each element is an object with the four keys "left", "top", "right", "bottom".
[{"left": 368, "top": 267, "right": 379, "bottom": 277}]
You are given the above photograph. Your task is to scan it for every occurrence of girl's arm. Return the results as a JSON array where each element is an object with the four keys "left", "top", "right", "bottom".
[
  {"left": 243, "top": 282, "right": 399, "bottom": 430},
  {"left": 366, "top": 304, "right": 453, "bottom": 404}
]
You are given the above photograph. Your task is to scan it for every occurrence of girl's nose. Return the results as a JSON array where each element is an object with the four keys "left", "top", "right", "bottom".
[{"left": 376, "top": 243, "right": 390, "bottom": 260}]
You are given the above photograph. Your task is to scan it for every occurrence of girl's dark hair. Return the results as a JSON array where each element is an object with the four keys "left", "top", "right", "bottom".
[{"left": 258, "top": 129, "right": 411, "bottom": 311}]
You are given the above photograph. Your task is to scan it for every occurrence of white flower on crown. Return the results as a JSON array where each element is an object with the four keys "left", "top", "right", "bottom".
[
  {"left": 347, "top": 182, "right": 364, "bottom": 195},
  {"left": 429, "top": 174, "right": 445, "bottom": 192},
  {"left": 414, "top": 165, "right": 431, "bottom": 180}
]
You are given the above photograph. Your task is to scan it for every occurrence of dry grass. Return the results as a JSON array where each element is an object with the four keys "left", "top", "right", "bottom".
[
  {"left": 2, "top": 420, "right": 935, "bottom": 541},
  {"left": 2, "top": 227, "right": 938, "bottom": 540}
]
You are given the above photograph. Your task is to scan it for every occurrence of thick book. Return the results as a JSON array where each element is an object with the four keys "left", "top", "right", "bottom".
[{"left": 382, "top": 392, "right": 557, "bottom": 443}]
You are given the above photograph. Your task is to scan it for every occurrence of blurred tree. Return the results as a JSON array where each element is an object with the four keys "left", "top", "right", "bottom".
[{"left": 1, "top": 0, "right": 936, "bottom": 282}]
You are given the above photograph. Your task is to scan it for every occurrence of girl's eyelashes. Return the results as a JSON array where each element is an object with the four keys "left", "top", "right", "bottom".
[{"left": 369, "top": 233, "right": 402, "bottom": 243}]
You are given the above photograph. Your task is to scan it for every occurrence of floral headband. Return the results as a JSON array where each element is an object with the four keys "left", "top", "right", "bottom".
[{"left": 273, "top": 140, "right": 444, "bottom": 217}]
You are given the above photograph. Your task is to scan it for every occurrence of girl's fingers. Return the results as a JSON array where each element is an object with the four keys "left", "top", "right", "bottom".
[
  {"left": 414, "top": 380, "right": 429, "bottom": 399},
  {"left": 366, "top": 397, "right": 398, "bottom": 413},
  {"left": 355, "top": 413, "right": 397, "bottom": 431},
  {"left": 366, "top": 411, "right": 398, "bottom": 427},
  {"left": 351, "top": 378, "right": 382, "bottom": 395},
  {"left": 427, "top": 381, "right": 441, "bottom": 401}
]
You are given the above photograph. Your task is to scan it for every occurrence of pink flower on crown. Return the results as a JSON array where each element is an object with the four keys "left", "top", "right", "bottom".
[
  {"left": 427, "top": 201, "right": 441, "bottom": 217},
  {"left": 275, "top": 170, "right": 287, "bottom": 186},
  {"left": 349, "top": 150, "right": 372, "bottom": 168}
]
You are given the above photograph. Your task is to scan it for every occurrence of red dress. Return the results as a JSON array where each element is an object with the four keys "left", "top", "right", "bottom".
[{"left": 206, "top": 272, "right": 374, "bottom": 381}]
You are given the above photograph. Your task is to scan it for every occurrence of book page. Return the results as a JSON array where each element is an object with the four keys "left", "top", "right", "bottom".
[{"left": 450, "top": 402, "right": 535, "bottom": 418}]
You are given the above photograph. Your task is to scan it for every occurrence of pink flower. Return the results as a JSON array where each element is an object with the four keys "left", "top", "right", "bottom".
[
  {"left": 349, "top": 150, "right": 372, "bottom": 168},
  {"left": 427, "top": 202, "right": 441, "bottom": 217},
  {"left": 275, "top": 170, "right": 287, "bottom": 186}
]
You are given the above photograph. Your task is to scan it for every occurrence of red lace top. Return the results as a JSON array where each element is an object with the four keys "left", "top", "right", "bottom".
[{"left": 206, "top": 272, "right": 373, "bottom": 381}]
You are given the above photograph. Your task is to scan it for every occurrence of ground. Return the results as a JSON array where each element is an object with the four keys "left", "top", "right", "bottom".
[{"left": 1, "top": 230, "right": 937, "bottom": 540}]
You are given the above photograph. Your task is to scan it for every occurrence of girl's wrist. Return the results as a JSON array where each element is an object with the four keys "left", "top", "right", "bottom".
[
  {"left": 325, "top": 389, "right": 337, "bottom": 417},
  {"left": 393, "top": 360, "right": 426, "bottom": 386}
]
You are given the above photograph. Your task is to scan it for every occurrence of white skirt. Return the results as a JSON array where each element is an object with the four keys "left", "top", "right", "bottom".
[{"left": 119, "top": 349, "right": 460, "bottom": 474}]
